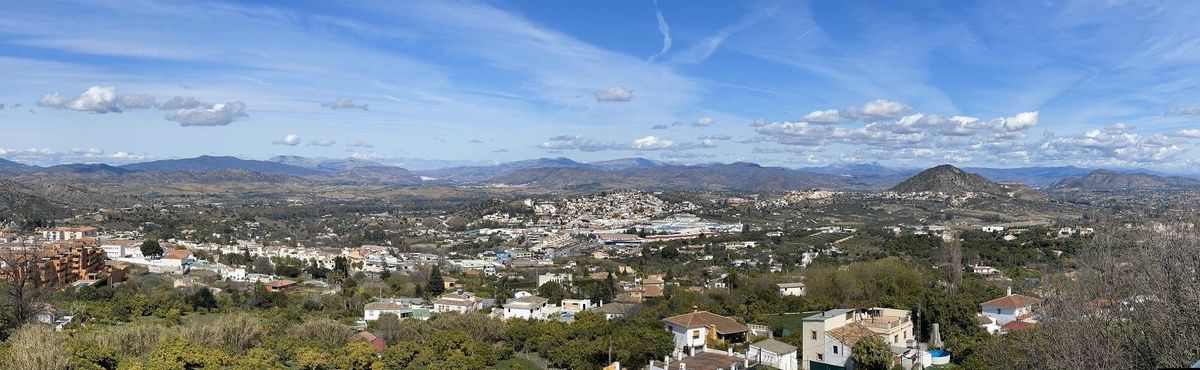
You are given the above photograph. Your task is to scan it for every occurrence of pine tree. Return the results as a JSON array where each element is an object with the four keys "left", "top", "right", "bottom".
[{"left": 427, "top": 265, "right": 445, "bottom": 296}]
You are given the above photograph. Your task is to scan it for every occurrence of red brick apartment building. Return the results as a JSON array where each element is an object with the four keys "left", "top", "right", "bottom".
[{"left": 1, "top": 239, "right": 108, "bottom": 288}]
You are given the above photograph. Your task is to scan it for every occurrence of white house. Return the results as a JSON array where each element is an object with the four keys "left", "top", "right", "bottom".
[
  {"left": 972, "top": 265, "right": 1000, "bottom": 275},
  {"left": 980, "top": 289, "right": 1040, "bottom": 328},
  {"left": 801, "top": 308, "right": 914, "bottom": 370},
  {"left": 503, "top": 296, "right": 550, "bottom": 320},
  {"left": 100, "top": 240, "right": 142, "bottom": 259},
  {"left": 982, "top": 225, "right": 1005, "bottom": 233},
  {"left": 364, "top": 301, "right": 426, "bottom": 321},
  {"left": 749, "top": 339, "right": 799, "bottom": 370},
  {"left": 537, "top": 273, "right": 572, "bottom": 287},
  {"left": 662, "top": 311, "right": 749, "bottom": 356},
  {"left": 560, "top": 298, "right": 592, "bottom": 313},
  {"left": 777, "top": 282, "right": 806, "bottom": 296},
  {"left": 432, "top": 292, "right": 482, "bottom": 314}
]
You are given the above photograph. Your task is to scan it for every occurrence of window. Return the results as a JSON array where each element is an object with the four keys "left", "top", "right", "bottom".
[
  {"left": 817, "top": 353, "right": 824, "bottom": 361},
  {"left": 894, "top": 335, "right": 899, "bottom": 343},
  {"left": 692, "top": 330, "right": 700, "bottom": 339},
  {"left": 811, "top": 331, "right": 817, "bottom": 340},
  {"left": 833, "top": 345, "right": 839, "bottom": 354}
]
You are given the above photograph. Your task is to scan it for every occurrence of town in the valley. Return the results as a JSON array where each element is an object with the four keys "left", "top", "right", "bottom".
[{"left": 4, "top": 158, "right": 1191, "bottom": 369}]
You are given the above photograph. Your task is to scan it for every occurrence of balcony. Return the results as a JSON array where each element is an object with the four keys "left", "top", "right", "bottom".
[{"left": 860, "top": 315, "right": 910, "bottom": 331}]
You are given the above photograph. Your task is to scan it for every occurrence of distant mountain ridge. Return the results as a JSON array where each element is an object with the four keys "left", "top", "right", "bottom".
[
  {"left": 1052, "top": 169, "right": 1200, "bottom": 191},
  {"left": 121, "top": 155, "right": 321, "bottom": 176}
]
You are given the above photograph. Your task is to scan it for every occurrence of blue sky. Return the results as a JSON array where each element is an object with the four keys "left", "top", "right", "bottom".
[{"left": 2, "top": 0, "right": 1199, "bottom": 170}]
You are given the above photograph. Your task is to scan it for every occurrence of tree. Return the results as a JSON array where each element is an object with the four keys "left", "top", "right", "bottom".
[
  {"left": 0, "top": 241, "right": 49, "bottom": 337},
  {"left": 189, "top": 287, "right": 218, "bottom": 310},
  {"left": 427, "top": 265, "right": 446, "bottom": 296},
  {"left": 537, "top": 282, "right": 566, "bottom": 304},
  {"left": 141, "top": 240, "right": 164, "bottom": 258},
  {"left": 850, "top": 336, "right": 892, "bottom": 370},
  {"left": 660, "top": 245, "right": 680, "bottom": 259},
  {"left": 591, "top": 273, "right": 615, "bottom": 304}
]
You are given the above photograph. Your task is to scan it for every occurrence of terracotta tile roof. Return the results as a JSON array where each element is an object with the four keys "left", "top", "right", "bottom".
[
  {"left": 981, "top": 294, "right": 1040, "bottom": 309},
  {"left": 265, "top": 279, "right": 296, "bottom": 288},
  {"left": 975, "top": 313, "right": 994, "bottom": 326},
  {"left": 643, "top": 285, "right": 664, "bottom": 297},
  {"left": 162, "top": 250, "right": 193, "bottom": 260},
  {"left": 358, "top": 331, "right": 387, "bottom": 352},
  {"left": 663, "top": 311, "right": 749, "bottom": 335},
  {"left": 1001, "top": 320, "right": 1037, "bottom": 331},
  {"left": 827, "top": 323, "right": 876, "bottom": 347}
]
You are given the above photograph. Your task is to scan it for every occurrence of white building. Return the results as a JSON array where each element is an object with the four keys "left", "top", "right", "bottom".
[
  {"left": 502, "top": 296, "right": 551, "bottom": 320},
  {"left": 537, "top": 273, "right": 572, "bottom": 287},
  {"left": 972, "top": 265, "right": 1000, "bottom": 275},
  {"left": 749, "top": 339, "right": 800, "bottom": 370},
  {"left": 777, "top": 282, "right": 806, "bottom": 296},
  {"left": 662, "top": 311, "right": 750, "bottom": 356},
  {"left": 364, "top": 301, "right": 427, "bottom": 321},
  {"left": 801, "top": 308, "right": 913, "bottom": 370},
  {"left": 982, "top": 225, "right": 1005, "bottom": 233},
  {"left": 560, "top": 298, "right": 592, "bottom": 313},
  {"left": 980, "top": 289, "right": 1040, "bottom": 328},
  {"left": 100, "top": 239, "right": 142, "bottom": 259},
  {"left": 432, "top": 292, "right": 482, "bottom": 314},
  {"left": 38, "top": 226, "right": 98, "bottom": 241}
]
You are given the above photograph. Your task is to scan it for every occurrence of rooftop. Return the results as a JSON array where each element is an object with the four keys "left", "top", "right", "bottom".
[
  {"left": 504, "top": 296, "right": 549, "bottom": 309},
  {"left": 981, "top": 294, "right": 1041, "bottom": 309},
  {"left": 827, "top": 323, "right": 876, "bottom": 347},
  {"left": 663, "top": 311, "right": 749, "bottom": 335},
  {"left": 751, "top": 338, "right": 798, "bottom": 354}
]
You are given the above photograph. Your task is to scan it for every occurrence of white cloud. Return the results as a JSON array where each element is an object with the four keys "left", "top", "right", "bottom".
[
  {"left": 165, "top": 101, "right": 248, "bottom": 126},
  {"left": 799, "top": 109, "right": 842, "bottom": 124},
  {"left": 308, "top": 139, "right": 336, "bottom": 146},
  {"left": 37, "top": 93, "right": 68, "bottom": 108},
  {"left": 845, "top": 99, "right": 912, "bottom": 120},
  {"left": 698, "top": 134, "right": 731, "bottom": 141},
  {"left": 158, "top": 95, "right": 210, "bottom": 109},
  {"left": 1171, "top": 129, "right": 1200, "bottom": 138},
  {"left": 649, "top": 1, "right": 671, "bottom": 60},
  {"left": 632, "top": 135, "right": 677, "bottom": 150},
  {"left": 322, "top": 97, "right": 368, "bottom": 110},
  {"left": 67, "top": 86, "right": 121, "bottom": 113},
  {"left": 1165, "top": 107, "right": 1200, "bottom": 116},
  {"left": 37, "top": 87, "right": 158, "bottom": 113},
  {"left": 992, "top": 111, "right": 1039, "bottom": 132},
  {"left": 539, "top": 135, "right": 617, "bottom": 152},
  {"left": 694, "top": 116, "right": 715, "bottom": 127},
  {"left": 595, "top": 86, "right": 632, "bottom": 102},
  {"left": 274, "top": 134, "right": 301, "bottom": 146},
  {"left": 158, "top": 96, "right": 209, "bottom": 110},
  {"left": 38, "top": 86, "right": 126, "bottom": 113}
]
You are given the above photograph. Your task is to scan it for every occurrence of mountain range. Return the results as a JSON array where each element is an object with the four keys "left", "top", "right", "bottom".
[
  {"left": 1052, "top": 169, "right": 1200, "bottom": 191},
  {"left": 2, "top": 155, "right": 1199, "bottom": 193}
]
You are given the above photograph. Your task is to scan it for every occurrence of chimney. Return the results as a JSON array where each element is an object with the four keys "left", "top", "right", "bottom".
[
  {"left": 727, "top": 347, "right": 733, "bottom": 356},
  {"left": 664, "top": 356, "right": 670, "bottom": 369},
  {"left": 692, "top": 305, "right": 699, "bottom": 313},
  {"left": 744, "top": 358, "right": 750, "bottom": 368},
  {"left": 679, "top": 364, "right": 686, "bottom": 370},
  {"left": 1006, "top": 285, "right": 1012, "bottom": 296},
  {"left": 612, "top": 362, "right": 620, "bottom": 370}
]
